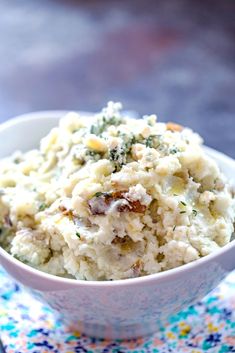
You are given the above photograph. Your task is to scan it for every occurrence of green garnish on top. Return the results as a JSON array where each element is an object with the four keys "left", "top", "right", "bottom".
[
  {"left": 90, "top": 116, "right": 123, "bottom": 136},
  {"left": 94, "top": 192, "right": 103, "bottom": 197},
  {"left": 169, "top": 147, "right": 179, "bottom": 154},
  {"left": 13, "top": 158, "right": 21, "bottom": 164},
  {"left": 145, "top": 135, "right": 155, "bottom": 148},
  {"left": 118, "top": 133, "right": 136, "bottom": 150},
  {"left": 39, "top": 203, "right": 47, "bottom": 212},
  {"left": 145, "top": 135, "right": 162, "bottom": 149}
]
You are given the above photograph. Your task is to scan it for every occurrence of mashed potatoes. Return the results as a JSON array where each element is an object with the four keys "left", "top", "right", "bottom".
[{"left": 0, "top": 102, "right": 234, "bottom": 280}]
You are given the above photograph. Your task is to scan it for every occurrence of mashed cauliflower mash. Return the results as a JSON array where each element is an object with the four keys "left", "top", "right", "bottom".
[{"left": 0, "top": 102, "right": 234, "bottom": 280}]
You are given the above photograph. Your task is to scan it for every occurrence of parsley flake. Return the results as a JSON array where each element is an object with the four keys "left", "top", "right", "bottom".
[
  {"left": 90, "top": 116, "right": 123, "bottom": 135},
  {"left": 39, "top": 203, "right": 47, "bottom": 212},
  {"left": 94, "top": 192, "right": 103, "bottom": 197},
  {"left": 145, "top": 135, "right": 155, "bottom": 148},
  {"left": 170, "top": 147, "right": 179, "bottom": 154}
]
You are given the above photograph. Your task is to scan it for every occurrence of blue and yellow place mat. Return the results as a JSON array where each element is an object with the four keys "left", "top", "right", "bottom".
[{"left": 0, "top": 267, "right": 234, "bottom": 353}]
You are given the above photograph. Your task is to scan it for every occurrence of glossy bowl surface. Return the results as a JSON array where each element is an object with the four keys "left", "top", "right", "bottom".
[{"left": 0, "top": 111, "right": 234, "bottom": 339}]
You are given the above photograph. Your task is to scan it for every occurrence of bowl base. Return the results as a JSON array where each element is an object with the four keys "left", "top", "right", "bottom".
[{"left": 65, "top": 320, "right": 158, "bottom": 340}]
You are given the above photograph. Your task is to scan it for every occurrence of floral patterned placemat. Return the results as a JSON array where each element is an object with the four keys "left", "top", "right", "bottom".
[{"left": 0, "top": 267, "right": 234, "bottom": 353}]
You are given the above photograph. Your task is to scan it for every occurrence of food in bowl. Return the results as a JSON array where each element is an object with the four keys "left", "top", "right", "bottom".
[{"left": 0, "top": 102, "right": 234, "bottom": 280}]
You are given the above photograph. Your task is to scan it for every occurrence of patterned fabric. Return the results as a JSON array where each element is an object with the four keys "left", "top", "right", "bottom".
[{"left": 0, "top": 267, "right": 234, "bottom": 353}]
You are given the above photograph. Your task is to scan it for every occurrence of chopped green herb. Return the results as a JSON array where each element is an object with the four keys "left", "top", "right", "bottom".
[
  {"left": 173, "top": 225, "right": 176, "bottom": 231},
  {"left": 145, "top": 135, "right": 155, "bottom": 148},
  {"left": 76, "top": 232, "right": 81, "bottom": 238},
  {"left": 108, "top": 116, "right": 123, "bottom": 125},
  {"left": 145, "top": 134, "right": 162, "bottom": 149},
  {"left": 90, "top": 124, "right": 99, "bottom": 135},
  {"left": 192, "top": 209, "right": 198, "bottom": 216},
  {"left": 90, "top": 116, "right": 123, "bottom": 135},
  {"left": 173, "top": 193, "right": 178, "bottom": 196},
  {"left": 125, "top": 135, "right": 137, "bottom": 150},
  {"left": 180, "top": 211, "right": 186, "bottom": 214},
  {"left": 39, "top": 203, "right": 47, "bottom": 212},
  {"left": 180, "top": 201, "right": 187, "bottom": 206},
  {"left": 118, "top": 133, "right": 137, "bottom": 150},
  {"left": 169, "top": 147, "right": 179, "bottom": 154},
  {"left": 94, "top": 192, "right": 103, "bottom": 197},
  {"left": 14, "top": 158, "right": 21, "bottom": 164}
]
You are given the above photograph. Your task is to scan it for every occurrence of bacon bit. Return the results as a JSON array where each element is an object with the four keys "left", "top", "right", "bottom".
[
  {"left": 112, "top": 235, "right": 129, "bottom": 245},
  {"left": 157, "top": 236, "right": 167, "bottom": 246},
  {"left": 4, "top": 214, "right": 13, "bottom": 227},
  {"left": 118, "top": 200, "right": 146, "bottom": 213},
  {"left": 111, "top": 181, "right": 119, "bottom": 187},
  {"left": 156, "top": 253, "right": 165, "bottom": 262},
  {"left": 87, "top": 196, "right": 108, "bottom": 215},
  {"left": 111, "top": 190, "right": 127, "bottom": 198},
  {"left": 112, "top": 235, "right": 133, "bottom": 252},
  {"left": 111, "top": 190, "right": 146, "bottom": 213},
  {"left": 88, "top": 191, "right": 146, "bottom": 216},
  {"left": 166, "top": 122, "right": 183, "bottom": 132},
  {"left": 112, "top": 235, "right": 133, "bottom": 245}
]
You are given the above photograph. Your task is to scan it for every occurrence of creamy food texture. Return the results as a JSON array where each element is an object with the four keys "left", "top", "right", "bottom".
[{"left": 0, "top": 102, "right": 234, "bottom": 280}]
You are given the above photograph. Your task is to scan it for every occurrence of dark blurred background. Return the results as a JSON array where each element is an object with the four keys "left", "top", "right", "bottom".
[{"left": 0, "top": 0, "right": 234, "bottom": 156}]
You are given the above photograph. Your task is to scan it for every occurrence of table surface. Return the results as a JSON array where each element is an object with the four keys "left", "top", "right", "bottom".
[{"left": 0, "top": 0, "right": 234, "bottom": 157}]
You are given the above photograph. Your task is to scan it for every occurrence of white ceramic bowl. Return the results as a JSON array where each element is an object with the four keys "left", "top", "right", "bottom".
[{"left": 0, "top": 111, "right": 235, "bottom": 340}]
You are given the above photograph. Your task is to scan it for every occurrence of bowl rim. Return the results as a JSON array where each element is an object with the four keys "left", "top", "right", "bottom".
[{"left": 0, "top": 111, "right": 234, "bottom": 288}]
